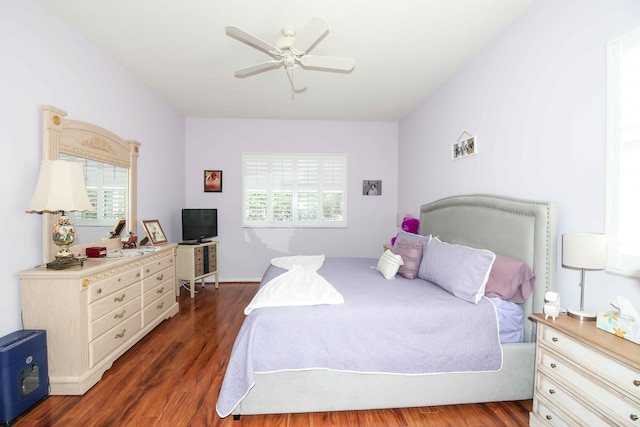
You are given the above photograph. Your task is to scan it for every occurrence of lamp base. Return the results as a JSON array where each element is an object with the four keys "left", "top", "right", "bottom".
[
  {"left": 568, "top": 308, "right": 597, "bottom": 321},
  {"left": 46, "top": 257, "right": 84, "bottom": 270}
]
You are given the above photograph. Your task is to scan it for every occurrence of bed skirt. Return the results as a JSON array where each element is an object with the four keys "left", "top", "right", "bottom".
[{"left": 232, "top": 341, "right": 534, "bottom": 416}]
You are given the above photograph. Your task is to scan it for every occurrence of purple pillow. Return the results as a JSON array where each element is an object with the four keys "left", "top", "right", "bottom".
[
  {"left": 395, "top": 238, "right": 423, "bottom": 279},
  {"left": 485, "top": 254, "right": 535, "bottom": 303},
  {"left": 418, "top": 237, "right": 496, "bottom": 304},
  {"left": 392, "top": 231, "right": 431, "bottom": 253}
]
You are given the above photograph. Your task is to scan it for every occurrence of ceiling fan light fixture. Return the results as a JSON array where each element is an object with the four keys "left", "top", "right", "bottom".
[{"left": 226, "top": 16, "right": 354, "bottom": 92}]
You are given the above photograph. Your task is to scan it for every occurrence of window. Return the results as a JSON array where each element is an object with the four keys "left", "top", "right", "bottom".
[
  {"left": 60, "top": 153, "right": 128, "bottom": 226},
  {"left": 242, "top": 152, "right": 347, "bottom": 228},
  {"left": 606, "top": 27, "right": 640, "bottom": 278}
]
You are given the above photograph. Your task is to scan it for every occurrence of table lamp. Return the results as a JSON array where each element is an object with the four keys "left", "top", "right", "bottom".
[
  {"left": 562, "top": 233, "right": 608, "bottom": 321},
  {"left": 26, "top": 160, "right": 95, "bottom": 269}
]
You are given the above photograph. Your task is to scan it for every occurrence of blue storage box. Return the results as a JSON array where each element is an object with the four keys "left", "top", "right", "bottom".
[{"left": 0, "top": 330, "right": 48, "bottom": 425}]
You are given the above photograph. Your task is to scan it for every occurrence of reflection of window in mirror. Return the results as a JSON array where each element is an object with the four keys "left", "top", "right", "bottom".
[
  {"left": 59, "top": 153, "right": 128, "bottom": 243},
  {"left": 606, "top": 26, "right": 640, "bottom": 278},
  {"left": 59, "top": 153, "right": 128, "bottom": 227}
]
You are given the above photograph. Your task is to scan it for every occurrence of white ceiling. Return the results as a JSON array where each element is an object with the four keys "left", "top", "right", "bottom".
[{"left": 37, "top": 0, "right": 534, "bottom": 122}]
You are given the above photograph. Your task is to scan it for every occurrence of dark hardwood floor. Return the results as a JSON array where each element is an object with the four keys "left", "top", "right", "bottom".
[{"left": 12, "top": 283, "right": 531, "bottom": 426}]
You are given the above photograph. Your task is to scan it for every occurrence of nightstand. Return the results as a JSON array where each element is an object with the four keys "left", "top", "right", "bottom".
[{"left": 529, "top": 313, "right": 640, "bottom": 426}]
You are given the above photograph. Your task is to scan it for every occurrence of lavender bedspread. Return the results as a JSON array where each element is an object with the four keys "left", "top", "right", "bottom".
[{"left": 216, "top": 257, "right": 502, "bottom": 418}]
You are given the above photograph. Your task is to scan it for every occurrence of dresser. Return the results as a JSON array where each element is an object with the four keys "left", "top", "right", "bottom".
[
  {"left": 529, "top": 313, "right": 640, "bottom": 426},
  {"left": 18, "top": 244, "right": 179, "bottom": 395},
  {"left": 175, "top": 240, "right": 218, "bottom": 298}
]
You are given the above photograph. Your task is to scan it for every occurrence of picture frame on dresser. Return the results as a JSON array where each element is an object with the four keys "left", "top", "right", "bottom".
[
  {"left": 141, "top": 219, "right": 167, "bottom": 245},
  {"left": 110, "top": 219, "right": 126, "bottom": 238}
]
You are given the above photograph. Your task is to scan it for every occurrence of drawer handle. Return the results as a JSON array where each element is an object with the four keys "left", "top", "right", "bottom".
[
  {"left": 552, "top": 337, "right": 558, "bottom": 342},
  {"left": 156, "top": 301, "right": 165, "bottom": 310},
  {"left": 114, "top": 310, "right": 126, "bottom": 319},
  {"left": 548, "top": 389, "right": 555, "bottom": 395},
  {"left": 550, "top": 363, "right": 557, "bottom": 369},
  {"left": 156, "top": 286, "right": 164, "bottom": 294},
  {"left": 146, "top": 268, "right": 150, "bottom": 273},
  {"left": 118, "top": 278, "right": 121, "bottom": 282},
  {"left": 97, "top": 288, "right": 102, "bottom": 294},
  {"left": 634, "top": 380, "right": 640, "bottom": 387},
  {"left": 631, "top": 414, "right": 638, "bottom": 422},
  {"left": 115, "top": 329, "right": 126, "bottom": 339},
  {"left": 114, "top": 294, "right": 126, "bottom": 302},
  {"left": 156, "top": 274, "right": 164, "bottom": 281},
  {"left": 136, "top": 272, "right": 141, "bottom": 278},
  {"left": 546, "top": 415, "right": 552, "bottom": 421}
]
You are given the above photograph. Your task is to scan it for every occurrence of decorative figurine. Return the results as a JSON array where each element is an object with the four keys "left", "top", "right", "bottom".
[
  {"left": 121, "top": 232, "right": 138, "bottom": 249},
  {"left": 544, "top": 291, "right": 561, "bottom": 320}
]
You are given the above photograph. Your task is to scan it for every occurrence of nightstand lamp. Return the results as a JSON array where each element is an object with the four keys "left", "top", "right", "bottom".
[
  {"left": 26, "top": 160, "right": 95, "bottom": 269},
  {"left": 562, "top": 232, "right": 608, "bottom": 321}
]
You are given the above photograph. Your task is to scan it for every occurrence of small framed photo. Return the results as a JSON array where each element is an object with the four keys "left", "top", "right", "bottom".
[
  {"left": 362, "top": 180, "right": 382, "bottom": 196},
  {"left": 204, "top": 170, "right": 222, "bottom": 192},
  {"left": 140, "top": 219, "right": 168, "bottom": 245},
  {"left": 110, "top": 219, "right": 126, "bottom": 238},
  {"left": 452, "top": 135, "right": 478, "bottom": 160}
]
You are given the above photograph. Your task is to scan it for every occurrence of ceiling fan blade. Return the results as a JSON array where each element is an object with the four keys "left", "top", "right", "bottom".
[
  {"left": 286, "top": 65, "right": 306, "bottom": 91},
  {"left": 234, "top": 60, "right": 282, "bottom": 77},
  {"left": 226, "top": 25, "right": 281, "bottom": 54},
  {"left": 290, "top": 16, "right": 329, "bottom": 55},
  {"left": 300, "top": 55, "right": 355, "bottom": 71}
]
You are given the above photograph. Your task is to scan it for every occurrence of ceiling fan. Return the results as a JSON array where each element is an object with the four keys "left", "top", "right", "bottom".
[{"left": 225, "top": 16, "right": 355, "bottom": 92}]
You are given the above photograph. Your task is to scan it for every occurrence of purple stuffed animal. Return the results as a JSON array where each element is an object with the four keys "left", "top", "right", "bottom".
[{"left": 391, "top": 216, "right": 420, "bottom": 245}]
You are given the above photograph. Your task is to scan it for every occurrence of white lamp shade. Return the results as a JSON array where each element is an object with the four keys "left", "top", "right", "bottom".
[
  {"left": 26, "top": 160, "right": 95, "bottom": 213},
  {"left": 562, "top": 233, "right": 608, "bottom": 270}
]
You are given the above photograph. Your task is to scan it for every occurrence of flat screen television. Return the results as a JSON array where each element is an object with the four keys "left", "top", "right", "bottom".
[{"left": 182, "top": 208, "right": 218, "bottom": 243}]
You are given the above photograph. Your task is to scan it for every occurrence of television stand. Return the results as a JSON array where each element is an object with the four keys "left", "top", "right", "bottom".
[{"left": 175, "top": 240, "right": 218, "bottom": 298}]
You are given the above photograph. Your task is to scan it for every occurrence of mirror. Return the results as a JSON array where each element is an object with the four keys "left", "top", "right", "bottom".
[{"left": 40, "top": 106, "right": 140, "bottom": 262}]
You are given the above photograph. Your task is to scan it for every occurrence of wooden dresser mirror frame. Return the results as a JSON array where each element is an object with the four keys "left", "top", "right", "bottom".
[{"left": 40, "top": 105, "right": 140, "bottom": 263}]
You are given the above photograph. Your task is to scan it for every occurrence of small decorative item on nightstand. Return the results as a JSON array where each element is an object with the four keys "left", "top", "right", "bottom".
[{"left": 543, "top": 291, "right": 560, "bottom": 320}]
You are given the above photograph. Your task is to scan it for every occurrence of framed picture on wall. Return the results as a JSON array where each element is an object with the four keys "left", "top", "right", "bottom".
[
  {"left": 362, "top": 180, "right": 382, "bottom": 196},
  {"left": 204, "top": 170, "right": 222, "bottom": 192}
]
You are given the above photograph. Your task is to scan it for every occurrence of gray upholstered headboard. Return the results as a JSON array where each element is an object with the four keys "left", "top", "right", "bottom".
[{"left": 419, "top": 194, "right": 557, "bottom": 342}]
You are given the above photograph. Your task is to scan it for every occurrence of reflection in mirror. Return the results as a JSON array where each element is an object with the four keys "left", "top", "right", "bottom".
[{"left": 59, "top": 153, "right": 128, "bottom": 243}]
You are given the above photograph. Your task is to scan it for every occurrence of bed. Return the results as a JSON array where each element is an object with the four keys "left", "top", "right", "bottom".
[{"left": 217, "top": 194, "right": 557, "bottom": 418}]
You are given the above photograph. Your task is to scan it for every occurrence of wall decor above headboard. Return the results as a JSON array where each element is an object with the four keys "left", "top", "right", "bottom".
[{"left": 39, "top": 105, "right": 141, "bottom": 263}]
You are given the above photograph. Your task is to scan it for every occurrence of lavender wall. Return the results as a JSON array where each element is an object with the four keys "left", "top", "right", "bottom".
[
  {"left": 0, "top": 1, "right": 186, "bottom": 337},
  {"left": 185, "top": 118, "right": 398, "bottom": 280},
  {"left": 398, "top": 0, "right": 640, "bottom": 313}
]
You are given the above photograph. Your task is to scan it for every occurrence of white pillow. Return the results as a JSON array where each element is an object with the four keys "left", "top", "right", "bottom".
[
  {"left": 376, "top": 249, "right": 404, "bottom": 280},
  {"left": 418, "top": 237, "right": 495, "bottom": 304}
]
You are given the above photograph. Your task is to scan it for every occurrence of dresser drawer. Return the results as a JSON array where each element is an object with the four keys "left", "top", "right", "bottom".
[
  {"left": 539, "top": 348, "right": 639, "bottom": 425},
  {"left": 531, "top": 396, "right": 574, "bottom": 427},
  {"left": 88, "top": 267, "right": 141, "bottom": 303},
  {"left": 89, "top": 312, "right": 142, "bottom": 367},
  {"left": 208, "top": 247, "right": 217, "bottom": 270},
  {"left": 142, "top": 253, "right": 174, "bottom": 277},
  {"left": 142, "top": 265, "right": 173, "bottom": 294},
  {"left": 536, "top": 372, "right": 610, "bottom": 426},
  {"left": 143, "top": 276, "right": 173, "bottom": 305},
  {"left": 143, "top": 291, "right": 175, "bottom": 327},
  {"left": 89, "top": 296, "right": 141, "bottom": 341},
  {"left": 89, "top": 283, "right": 141, "bottom": 321},
  {"left": 540, "top": 324, "right": 640, "bottom": 400}
]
